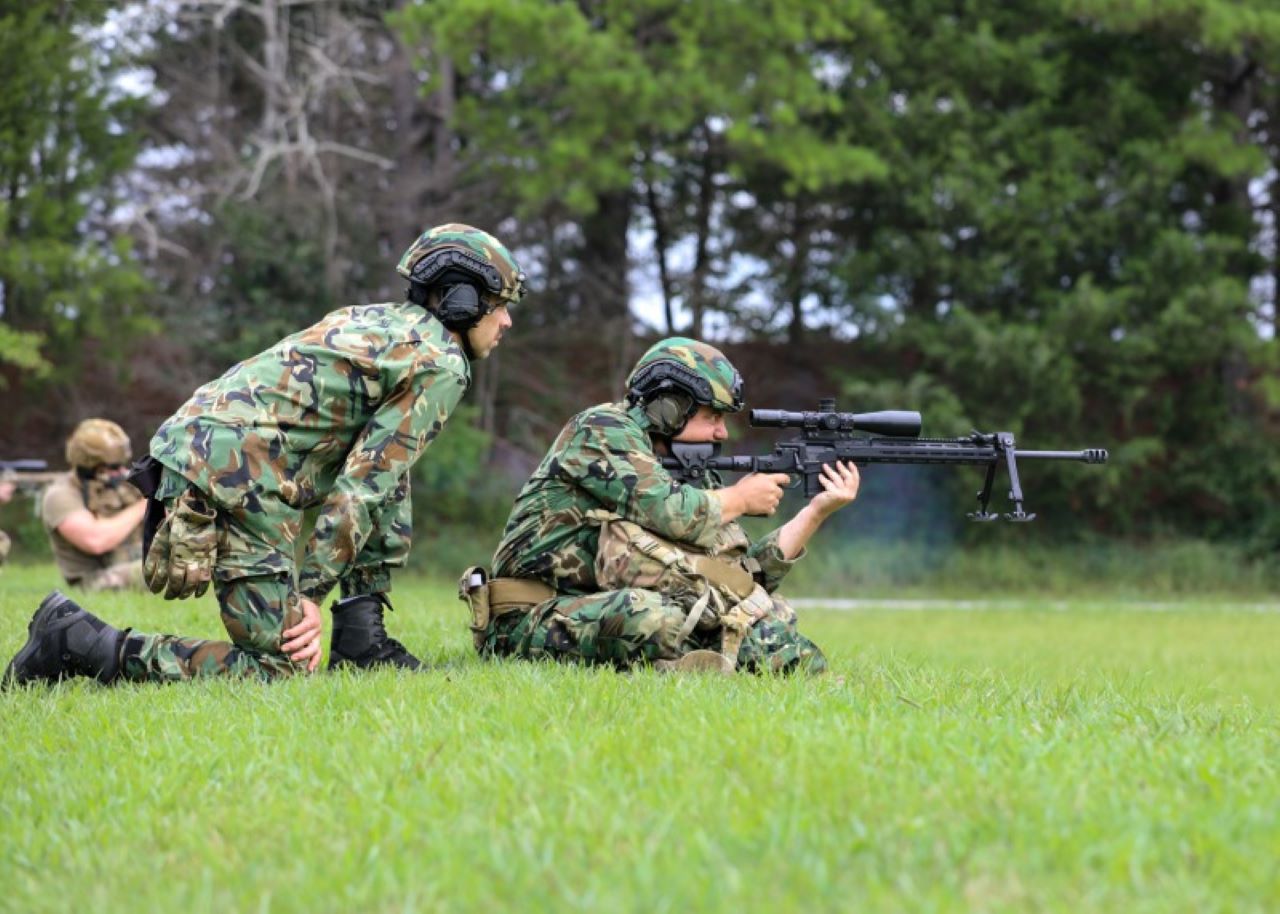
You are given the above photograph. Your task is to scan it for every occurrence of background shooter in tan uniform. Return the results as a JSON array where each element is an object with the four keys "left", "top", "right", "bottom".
[
  {"left": 5, "top": 224, "right": 528, "bottom": 687},
  {"left": 40, "top": 419, "right": 146, "bottom": 591}
]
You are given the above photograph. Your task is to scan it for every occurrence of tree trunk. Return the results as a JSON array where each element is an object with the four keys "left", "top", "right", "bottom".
[
  {"left": 688, "top": 143, "right": 715, "bottom": 339},
  {"left": 577, "top": 189, "right": 631, "bottom": 321},
  {"left": 644, "top": 178, "right": 675, "bottom": 333},
  {"left": 786, "top": 205, "right": 810, "bottom": 345}
]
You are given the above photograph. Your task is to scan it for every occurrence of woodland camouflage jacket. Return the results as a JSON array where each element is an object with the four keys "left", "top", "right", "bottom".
[
  {"left": 492, "top": 401, "right": 798, "bottom": 595},
  {"left": 151, "top": 302, "right": 470, "bottom": 601}
]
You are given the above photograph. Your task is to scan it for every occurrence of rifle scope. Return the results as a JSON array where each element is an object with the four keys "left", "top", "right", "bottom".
[{"left": 749, "top": 400, "right": 922, "bottom": 438}]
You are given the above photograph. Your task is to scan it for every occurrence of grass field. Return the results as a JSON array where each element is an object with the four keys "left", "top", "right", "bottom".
[{"left": 1, "top": 563, "right": 1277, "bottom": 913}]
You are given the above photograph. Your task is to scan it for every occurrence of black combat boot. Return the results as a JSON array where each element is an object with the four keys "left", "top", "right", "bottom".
[
  {"left": 328, "top": 594, "right": 422, "bottom": 671},
  {"left": 3, "top": 591, "right": 125, "bottom": 687}
]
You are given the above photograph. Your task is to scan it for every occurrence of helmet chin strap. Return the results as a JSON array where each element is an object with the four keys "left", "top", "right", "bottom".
[
  {"left": 409, "top": 281, "right": 481, "bottom": 359},
  {"left": 456, "top": 325, "right": 477, "bottom": 361}
]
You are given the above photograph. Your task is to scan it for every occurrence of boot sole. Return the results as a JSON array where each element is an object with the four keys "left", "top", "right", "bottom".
[
  {"left": 3, "top": 591, "right": 75, "bottom": 688},
  {"left": 329, "top": 655, "right": 423, "bottom": 672}
]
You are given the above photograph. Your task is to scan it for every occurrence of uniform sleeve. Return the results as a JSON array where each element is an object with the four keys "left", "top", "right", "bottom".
[
  {"left": 298, "top": 354, "right": 468, "bottom": 603},
  {"left": 555, "top": 412, "right": 723, "bottom": 548},
  {"left": 41, "top": 479, "right": 86, "bottom": 532},
  {"left": 745, "top": 527, "right": 805, "bottom": 593}
]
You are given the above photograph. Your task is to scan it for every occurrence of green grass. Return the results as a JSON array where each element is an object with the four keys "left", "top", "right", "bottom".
[
  {"left": 1, "top": 564, "right": 1277, "bottom": 913},
  {"left": 776, "top": 537, "right": 1280, "bottom": 600}
]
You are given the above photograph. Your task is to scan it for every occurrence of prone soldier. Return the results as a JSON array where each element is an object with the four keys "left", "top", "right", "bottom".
[
  {"left": 5, "top": 223, "right": 527, "bottom": 687},
  {"left": 461, "top": 337, "right": 860, "bottom": 675}
]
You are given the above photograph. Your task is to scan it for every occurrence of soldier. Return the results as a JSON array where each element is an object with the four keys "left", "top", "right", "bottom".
[
  {"left": 39, "top": 419, "right": 147, "bottom": 591},
  {"left": 461, "top": 337, "right": 860, "bottom": 675},
  {"left": 4, "top": 223, "right": 527, "bottom": 687},
  {"left": 0, "top": 471, "right": 14, "bottom": 567}
]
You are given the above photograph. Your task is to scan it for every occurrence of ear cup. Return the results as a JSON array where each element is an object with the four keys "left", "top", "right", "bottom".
[
  {"left": 436, "top": 283, "right": 482, "bottom": 329},
  {"left": 643, "top": 392, "right": 695, "bottom": 436}
]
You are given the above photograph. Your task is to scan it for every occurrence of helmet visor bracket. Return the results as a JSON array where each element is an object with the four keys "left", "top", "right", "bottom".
[
  {"left": 409, "top": 247, "right": 505, "bottom": 295},
  {"left": 630, "top": 360, "right": 737, "bottom": 410}
]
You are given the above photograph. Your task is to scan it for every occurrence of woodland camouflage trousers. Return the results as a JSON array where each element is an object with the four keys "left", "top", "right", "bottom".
[
  {"left": 119, "top": 570, "right": 306, "bottom": 682},
  {"left": 118, "top": 478, "right": 404, "bottom": 683},
  {"left": 477, "top": 588, "right": 827, "bottom": 674}
]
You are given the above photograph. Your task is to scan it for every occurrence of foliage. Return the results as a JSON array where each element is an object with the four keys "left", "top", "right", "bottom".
[
  {"left": 393, "top": 0, "right": 890, "bottom": 324},
  {"left": 8, "top": 0, "right": 1280, "bottom": 544},
  {"left": 0, "top": 324, "right": 48, "bottom": 386},
  {"left": 188, "top": 197, "right": 341, "bottom": 369},
  {"left": 411, "top": 405, "right": 515, "bottom": 545},
  {"left": 0, "top": 0, "right": 150, "bottom": 372}
]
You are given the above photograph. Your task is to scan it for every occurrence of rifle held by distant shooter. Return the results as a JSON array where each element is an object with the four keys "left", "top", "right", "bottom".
[
  {"left": 661, "top": 399, "right": 1108, "bottom": 522},
  {"left": 0, "top": 459, "right": 63, "bottom": 489}
]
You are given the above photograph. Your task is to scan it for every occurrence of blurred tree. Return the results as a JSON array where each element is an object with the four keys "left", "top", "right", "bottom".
[
  {"left": 0, "top": 0, "right": 150, "bottom": 376},
  {"left": 820, "top": 0, "right": 1279, "bottom": 536},
  {"left": 14, "top": 0, "right": 1266, "bottom": 542},
  {"left": 129, "top": 0, "right": 493, "bottom": 369},
  {"left": 392, "top": 0, "right": 889, "bottom": 337}
]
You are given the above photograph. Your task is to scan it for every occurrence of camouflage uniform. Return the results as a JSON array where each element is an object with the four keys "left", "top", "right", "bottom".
[
  {"left": 481, "top": 399, "right": 827, "bottom": 674},
  {"left": 117, "top": 302, "right": 470, "bottom": 682}
]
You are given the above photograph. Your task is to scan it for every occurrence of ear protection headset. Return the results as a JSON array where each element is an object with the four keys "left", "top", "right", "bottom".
[{"left": 408, "top": 247, "right": 506, "bottom": 331}]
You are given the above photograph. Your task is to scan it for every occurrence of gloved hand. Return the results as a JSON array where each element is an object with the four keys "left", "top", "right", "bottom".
[{"left": 142, "top": 489, "right": 218, "bottom": 599}]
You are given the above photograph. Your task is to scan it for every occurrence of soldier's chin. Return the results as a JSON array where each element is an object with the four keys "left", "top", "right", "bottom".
[{"left": 469, "top": 337, "right": 498, "bottom": 360}]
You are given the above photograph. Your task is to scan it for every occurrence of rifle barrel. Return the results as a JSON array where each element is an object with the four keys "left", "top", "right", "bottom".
[
  {"left": 0, "top": 459, "right": 49, "bottom": 473},
  {"left": 1017, "top": 448, "right": 1109, "bottom": 463}
]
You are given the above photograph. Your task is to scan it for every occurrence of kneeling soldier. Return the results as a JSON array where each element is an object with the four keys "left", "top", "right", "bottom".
[
  {"left": 5, "top": 224, "right": 527, "bottom": 686},
  {"left": 462, "top": 337, "right": 859, "bottom": 674}
]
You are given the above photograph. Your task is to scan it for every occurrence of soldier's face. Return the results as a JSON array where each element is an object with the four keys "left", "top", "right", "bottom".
[
  {"left": 93, "top": 463, "right": 129, "bottom": 483},
  {"left": 466, "top": 303, "right": 512, "bottom": 359},
  {"left": 673, "top": 406, "right": 730, "bottom": 443}
]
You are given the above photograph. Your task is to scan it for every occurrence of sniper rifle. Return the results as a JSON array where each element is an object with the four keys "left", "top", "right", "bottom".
[{"left": 661, "top": 399, "right": 1108, "bottom": 522}]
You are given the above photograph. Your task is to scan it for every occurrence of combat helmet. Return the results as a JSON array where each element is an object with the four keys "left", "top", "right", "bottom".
[
  {"left": 396, "top": 223, "right": 527, "bottom": 331},
  {"left": 65, "top": 419, "right": 131, "bottom": 472},
  {"left": 626, "top": 337, "right": 744, "bottom": 435}
]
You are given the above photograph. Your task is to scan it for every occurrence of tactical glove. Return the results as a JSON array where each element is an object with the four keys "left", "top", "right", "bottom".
[{"left": 143, "top": 489, "right": 218, "bottom": 599}]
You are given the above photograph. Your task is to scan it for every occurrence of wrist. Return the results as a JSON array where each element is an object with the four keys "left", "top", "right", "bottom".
[
  {"left": 800, "top": 502, "right": 838, "bottom": 531},
  {"left": 715, "top": 487, "right": 744, "bottom": 520}
]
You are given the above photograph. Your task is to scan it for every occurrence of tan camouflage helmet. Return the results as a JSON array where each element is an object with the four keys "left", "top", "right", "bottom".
[
  {"left": 627, "top": 337, "right": 745, "bottom": 419},
  {"left": 396, "top": 223, "right": 528, "bottom": 305},
  {"left": 65, "top": 418, "right": 132, "bottom": 471}
]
